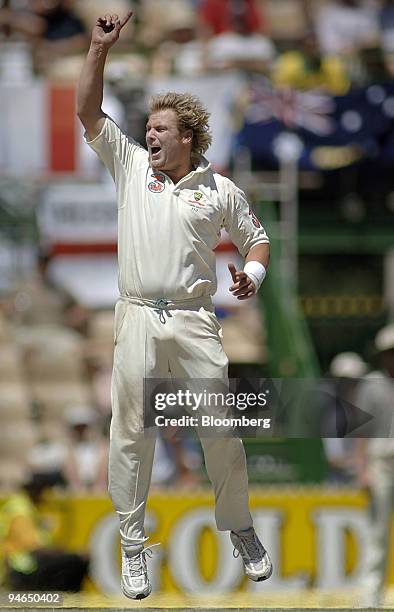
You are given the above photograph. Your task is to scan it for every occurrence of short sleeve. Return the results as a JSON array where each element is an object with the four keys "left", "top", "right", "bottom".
[
  {"left": 85, "top": 117, "right": 148, "bottom": 206},
  {"left": 353, "top": 375, "right": 393, "bottom": 437},
  {"left": 222, "top": 181, "right": 269, "bottom": 258}
]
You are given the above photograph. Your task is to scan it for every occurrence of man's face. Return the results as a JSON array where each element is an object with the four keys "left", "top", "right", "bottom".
[{"left": 146, "top": 109, "right": 192, "bottom": 175}]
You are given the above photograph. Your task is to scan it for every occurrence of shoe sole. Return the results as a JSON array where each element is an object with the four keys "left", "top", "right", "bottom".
[
  {"left": 247, "top": 564, "right": 273, "bottom": 583},
  {"left": 122, "top": 586, "right": 152, "bottom": 600}
]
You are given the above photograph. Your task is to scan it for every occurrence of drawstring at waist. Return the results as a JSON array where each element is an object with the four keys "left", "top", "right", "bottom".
[
  {"left": 120, "top": 295, "right": 213, "bottom": 324},
  {"left": 153, "top": 298, "right": 170, "bottom": 324}
]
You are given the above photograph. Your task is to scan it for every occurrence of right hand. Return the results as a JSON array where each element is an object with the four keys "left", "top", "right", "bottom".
[
  {"left": 91, "top": 11, "right": 133, "bottom": 49},
  {"left": 354, "top": 463, "right": 371, "bottom": 492}
]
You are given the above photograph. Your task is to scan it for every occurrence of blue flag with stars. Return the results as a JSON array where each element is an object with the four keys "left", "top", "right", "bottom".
[{"left": 236, "top": 79, "right": 394, "bottom": 171}]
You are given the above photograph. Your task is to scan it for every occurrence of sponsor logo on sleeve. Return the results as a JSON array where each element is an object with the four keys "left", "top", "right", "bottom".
[{"left": 249, "top": 206, "right": 261, "bottom": 228}]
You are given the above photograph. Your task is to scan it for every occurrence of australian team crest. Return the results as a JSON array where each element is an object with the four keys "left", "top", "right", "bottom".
[
  {"left": 187, "top": 191, "right": 205, "bottom": 206},
  {"left": 148, "top": 172, "right": 166, "bottom": 193}
]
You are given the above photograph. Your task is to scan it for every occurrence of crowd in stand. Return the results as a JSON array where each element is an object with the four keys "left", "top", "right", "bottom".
[
  {"left": 0, "top": 248, "right": 392, "bottom": 495},
  {"left": 1, "top": 0, "right": 393, "bottom": 598},
  {"left": 0, "top": 0, "right": 393, "bottom": 89},
  {"left": 0, "top": 251, "right": 204, "bottom": 493},
  {"left": 0, "top": 0, "right": 393, "bottom": 494},
  {"left": 0, "top": 0, "right": 393, "bottom": 482}
]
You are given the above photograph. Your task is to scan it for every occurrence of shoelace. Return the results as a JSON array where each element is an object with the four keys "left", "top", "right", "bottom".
[
  {"left": 233, "top": 532, "right": 262, "bottom": 562},
  {"left": 124, "top": 543, "right": 160, "bottom": 577},
  {"left": 154, "top": 299, "right": 170, "bottom": 324}
]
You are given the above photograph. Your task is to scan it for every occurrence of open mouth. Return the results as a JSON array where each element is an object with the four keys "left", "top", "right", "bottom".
[{"left": 151, "top": 146, "right": 161, "bottom": 156}]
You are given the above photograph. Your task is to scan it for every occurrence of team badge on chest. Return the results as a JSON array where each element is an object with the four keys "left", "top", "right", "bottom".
[{"left": 186, "top": 191, "right": 206, "bottom": 207}]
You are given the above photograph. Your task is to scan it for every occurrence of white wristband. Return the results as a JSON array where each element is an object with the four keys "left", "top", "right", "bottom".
[{"left": 243, "top": 261, "right": 266, "bottom": 291}]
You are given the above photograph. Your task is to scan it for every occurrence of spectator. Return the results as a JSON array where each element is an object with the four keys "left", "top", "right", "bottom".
[
  {"left": 159, "top": 435, "right": 203, "bottom": 487},
  {"left": 272, "top": 29, "right": 350, "bottom": 94},
  {"left": 353, "top": 324, "right": 394, "bottom": 608},
  {"left": 150, "top": 0, "right": 274, "bottom": 76},
  {"left": 205, "top": 1, "right": 275, "bottom": 73},
  {"left": 5, "top": 251, "right": 71, "bottom": 328},
  {"left": 62, "top": 405, "right": 108, "bottom": 493},
  {"left": 150, "top": 1, "right": 207, "bottom": 77},
  {"left": 137, "top": 0, "right": 195, "bottom": 50},
  {"left": 27, "top": 436, "right": 68, "bottom": 489},
  {"left": 379, "top": 0, "right": 394, "bottom": 75},
  {"left": 321, "top": 352, "right": 368, "bottom": 483},
  {"left": 357, "top": 43, "right": 391, "bottom": 85},
  {"left": 380, "top": 0, "right": 394, "bottom": 52},
  {"left": 0, "top": 0, "right": 88, "bottom": 73},
  {"left": 198, "top": 0, "right": 264, "bottom": 38},
  {"left": 314, "top": 0, "right": 380, "bottom": 57},
  {"left": 0, "top": 474, "right": 89, "bottom": 591},
  {"left": 5, "top": 250, "right": 90, "bottom": 333}
]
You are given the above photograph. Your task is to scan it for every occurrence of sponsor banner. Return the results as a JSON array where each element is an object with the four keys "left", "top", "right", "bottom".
[
  {"left": 39, "top": 184, "right": 118, "bottom": 244},
  {"left": 37, "top": 182, "right": 244, "bottom": 309},
  {"left": 15, "top": 489, "right": 393, "bottom": 595}
]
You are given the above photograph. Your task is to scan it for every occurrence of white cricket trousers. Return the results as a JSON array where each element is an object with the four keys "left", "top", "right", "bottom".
[
  {"left": 363, "top": 455, "right": 394, "bottom": 605},
  {"left": 109, "top": 296, "right": 253, "bottom": 554}
]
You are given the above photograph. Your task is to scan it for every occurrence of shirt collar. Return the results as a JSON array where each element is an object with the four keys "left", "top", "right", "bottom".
[
  {"left": 149, "top": 157, "right": 211, "bottom": 187},
  {"left": 192, "top": 156, "right": 211, "bottom": 174}
]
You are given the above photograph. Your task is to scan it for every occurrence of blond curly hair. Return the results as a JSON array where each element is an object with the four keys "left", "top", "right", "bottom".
[{"left": 148, "top": 92, "right": 212, "bottom": 166}]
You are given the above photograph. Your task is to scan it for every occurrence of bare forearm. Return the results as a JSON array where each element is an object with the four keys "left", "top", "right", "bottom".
[
  {"left": 77, "top": 11, "right": 132, "bottom": 135},
  {"left": 353, "top": 438, "right": 368, "bottom": 471},
  {"left": 77, "top": 43, "right": 108, "bottom": 125},
  {"left": 246, "top": 243, "right": 270, "bottom": 268}
]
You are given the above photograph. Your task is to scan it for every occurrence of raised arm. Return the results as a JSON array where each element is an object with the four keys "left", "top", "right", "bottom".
[{"left": 77, "top": 11, "right": 133, "bottom": 141}]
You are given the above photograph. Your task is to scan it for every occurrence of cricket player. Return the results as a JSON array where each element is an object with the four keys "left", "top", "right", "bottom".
[
  {"left": 77, "top": 11, "right": 272, "bottom": 600},
  {"left": 353, "top": 324, "right": 394, "bottom": 607}
]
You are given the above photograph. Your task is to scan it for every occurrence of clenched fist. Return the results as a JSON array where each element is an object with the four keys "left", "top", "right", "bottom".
[{"left": 91, "top": 11, "right": 133, "bottom": 49}]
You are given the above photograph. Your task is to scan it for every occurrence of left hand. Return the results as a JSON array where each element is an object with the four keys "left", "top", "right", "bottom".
[{"left": 228, "top": 263, "right": 256, "bottom": 300}]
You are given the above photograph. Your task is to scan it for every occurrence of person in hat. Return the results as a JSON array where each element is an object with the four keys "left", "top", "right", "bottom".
[
  {"left": 320, "top": 352, "right": 368, "bottom": 483},
  {"left": 353, "top": 323, "right": 394, "bottom": 607},
  {"left": 0, "top": 474, "right": 89, "bottom": 591}
]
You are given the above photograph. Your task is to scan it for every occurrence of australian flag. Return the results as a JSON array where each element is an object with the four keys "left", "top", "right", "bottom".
[{"left": 236, "top": 78, "right": 394, "bottom": 171}]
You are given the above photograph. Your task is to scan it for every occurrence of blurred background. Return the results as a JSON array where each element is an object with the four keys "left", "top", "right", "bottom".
[{"left": 0, "top": 0, "right": 393, "bottom": 607}]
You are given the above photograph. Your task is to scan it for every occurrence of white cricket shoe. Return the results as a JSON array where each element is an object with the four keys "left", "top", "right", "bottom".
[
  {"left": 121, "top": 547, "right": 153, "bottom": 600},
  {"left": 231, "top": 527, "right": 273, "bottom": 582}
]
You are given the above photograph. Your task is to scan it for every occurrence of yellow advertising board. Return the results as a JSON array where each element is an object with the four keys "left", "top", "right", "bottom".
[{"left": 11, "top": 488, "right": 394, "bottom": 595}]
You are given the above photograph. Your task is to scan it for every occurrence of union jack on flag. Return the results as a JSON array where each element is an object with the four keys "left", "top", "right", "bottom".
[{"left": 245, "top": 78, "right": 335, "bottom": 136}]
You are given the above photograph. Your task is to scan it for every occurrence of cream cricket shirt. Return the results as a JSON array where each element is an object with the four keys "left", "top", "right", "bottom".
[{"left": 86, "top": 117, "right": 269, "bottom": 301}]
